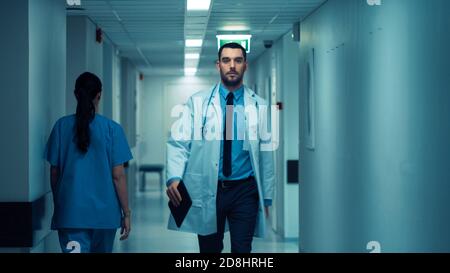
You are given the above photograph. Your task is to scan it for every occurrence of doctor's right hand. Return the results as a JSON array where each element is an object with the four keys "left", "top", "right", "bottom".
[{"left": 166, "top": 180, "right": 182, "bottom": 207}]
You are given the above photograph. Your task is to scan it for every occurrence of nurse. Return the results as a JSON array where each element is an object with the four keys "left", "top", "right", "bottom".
[{"left": 45, "top": 72, "right": 133, "bottom": 253}]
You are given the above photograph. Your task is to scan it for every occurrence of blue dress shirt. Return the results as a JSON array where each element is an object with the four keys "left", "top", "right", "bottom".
[{"left": 218, "top": 84, "right": 254, "bottom": 181}]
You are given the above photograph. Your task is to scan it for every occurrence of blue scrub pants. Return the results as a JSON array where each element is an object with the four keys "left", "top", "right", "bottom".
[{"left": 58, "top": 228, "right": 117, "bottom": 253}]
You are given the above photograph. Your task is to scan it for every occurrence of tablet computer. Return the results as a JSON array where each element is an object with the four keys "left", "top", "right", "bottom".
[{"left": 168, "top": 180, "right": 192, "bottom": 228}]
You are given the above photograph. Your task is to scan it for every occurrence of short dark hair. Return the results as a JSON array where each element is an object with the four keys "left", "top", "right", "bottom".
[{"left": 218, "top": 42, "right": 247, "bottom": 61}]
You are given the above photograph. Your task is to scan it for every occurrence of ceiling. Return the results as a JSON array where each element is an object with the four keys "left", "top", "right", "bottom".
[{"left": 67, "top": 0, "right": 326, "bottom": 76}]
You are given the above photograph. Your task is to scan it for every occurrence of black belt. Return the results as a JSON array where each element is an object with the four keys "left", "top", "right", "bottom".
[{"left": 218, "top": 176, "right": 255, "bottom": 189}]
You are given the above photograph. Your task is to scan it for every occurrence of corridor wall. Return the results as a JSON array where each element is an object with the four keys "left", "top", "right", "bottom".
[
  {"left": 0, "top": 0, "right": 66, "bottom": 252},
  {"left": 299, "top": 0, "right": 450, "bottom": 252},
  {"left": 66, "top": 15, "right": 103, "bottom": 115},
  {"left": 247, "top": 32, "right": 300, "bottom": 239}
]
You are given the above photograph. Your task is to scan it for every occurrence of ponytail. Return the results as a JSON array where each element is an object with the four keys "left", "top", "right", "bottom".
[{"left": 74, "top": 72, "right": 102, "bottom": 153}]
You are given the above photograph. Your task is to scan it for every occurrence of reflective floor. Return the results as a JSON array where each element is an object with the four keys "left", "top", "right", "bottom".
[{"left": 113, "top": 180, "right": 299, "bottom": 253}]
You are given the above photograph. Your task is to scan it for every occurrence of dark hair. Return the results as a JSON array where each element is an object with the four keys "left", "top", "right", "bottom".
[
  {"left": 74, "top": 72, "right": 102, "bottom": 153},
  {"left": 218, "top": 42, "right": 247, "bottom": 61}
]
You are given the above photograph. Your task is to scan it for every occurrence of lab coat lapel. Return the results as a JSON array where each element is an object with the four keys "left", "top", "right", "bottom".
[
  {"left": 244, "top": 86, "right": 259, "bottom": 158},
  {"left": 211, "top": 83, "right": 221, "bottom": 123},
  {"left": 244, "top": 86, "right": 257, "bottom": 109},
  {"left": 202, "top": 83, "right": 222, "bottom": 140}
]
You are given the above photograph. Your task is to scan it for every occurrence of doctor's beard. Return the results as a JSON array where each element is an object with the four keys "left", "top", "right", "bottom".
[{"left": 220, "top": 69, "right": 244, "bottom": 88}]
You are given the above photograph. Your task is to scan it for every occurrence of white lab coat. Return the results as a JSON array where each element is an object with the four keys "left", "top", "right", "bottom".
[{"left": 166, "top": 83, "right": 275, "bottom": 237}]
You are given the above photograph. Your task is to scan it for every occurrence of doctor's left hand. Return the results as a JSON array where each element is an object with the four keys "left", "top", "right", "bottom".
[{"left": 166, "top": 180, "right": 182, "bottom": 207}]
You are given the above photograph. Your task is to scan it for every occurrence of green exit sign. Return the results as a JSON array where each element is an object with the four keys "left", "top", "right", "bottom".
[{"left": 216, "top": 35, "right": 252, "bottom": 53}]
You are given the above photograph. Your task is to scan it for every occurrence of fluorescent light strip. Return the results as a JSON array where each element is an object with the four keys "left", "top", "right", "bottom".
[
  {"left": 185, "top": 53, "right": 200, "bottom": 59},
  {"left": 187, "top": 0, "right": 211, "bottom": 10},
  {"left": 186, "top": 39, "right": 203, "bottom": 47},
  {"left": 216, "top": 34, "right": 252, "bottom": 40},
  {"left": 221, "top": 25, "right": 249, "bottom": 32},
  {"left": 185, "top": 60, "right": 199, "bottom": 69}
]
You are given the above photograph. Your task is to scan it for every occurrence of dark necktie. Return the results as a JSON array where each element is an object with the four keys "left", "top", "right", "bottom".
[{"left": 223, "top": 92, "right": 234, "bottom": 177}]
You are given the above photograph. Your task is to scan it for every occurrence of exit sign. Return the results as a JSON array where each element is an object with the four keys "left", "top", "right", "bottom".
[{"left": 216, "top": 35, "right": 252, "bottom": 53}]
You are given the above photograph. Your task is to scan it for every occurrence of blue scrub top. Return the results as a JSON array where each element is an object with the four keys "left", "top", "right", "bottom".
[{"left": 45, "top": 114, "right": 133, "bottom": 229}]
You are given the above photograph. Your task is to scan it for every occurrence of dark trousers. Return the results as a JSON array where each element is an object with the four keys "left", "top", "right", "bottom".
[{"left": 198, "top": 178, "right": 259, "bottom": 253}]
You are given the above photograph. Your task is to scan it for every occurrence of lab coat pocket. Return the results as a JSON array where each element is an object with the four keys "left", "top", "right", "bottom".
[
  {"left": 191, "top": 200, "right": 203, "bottom": 208},
  {"left": 185, "top": 199, "right": 205, "bottom": 230},
  {"left": 183, "top": 172, "right": 205, "bottom": 201},
  {"left": 248, "top": 125, "right": 258, "bottom": 140},
  {"left": 243, "top": 139, "right": 250, "bottom": 151}
]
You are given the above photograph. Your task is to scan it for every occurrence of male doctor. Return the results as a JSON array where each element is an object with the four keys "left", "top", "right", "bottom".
[{"left": 166, "top": 42, "right": 275, "bottom": 253}]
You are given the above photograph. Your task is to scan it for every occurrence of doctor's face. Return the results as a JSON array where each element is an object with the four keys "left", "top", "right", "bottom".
[{"left": 216, "top": 48, "right": 247, "bottom": 89}]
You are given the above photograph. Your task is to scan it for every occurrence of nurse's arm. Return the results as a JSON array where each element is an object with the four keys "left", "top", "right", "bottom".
[
  {"left": 112, "top": 164, "right": 131, "bottom": 240},
  {"left": 112, "top": 165, "right": 130, "bottom": 215}
]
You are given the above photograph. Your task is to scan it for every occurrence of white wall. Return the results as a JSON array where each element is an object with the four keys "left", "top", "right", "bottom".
[
  {"left": 29, "top": 0, "right": 66, "bottom": 253},
  {"left": 247, "top": 32, "right": 300, "bottom": 239},
  {"left": 102, "top": 38, "right": 122, "bottom": 121},
  {"left": 299, "top": 0, "right": 450, "bottom": 252},
  {"left": 66, "top": 16, "right": 103, "bottom": 115},
  {"left": 0, "top": 0, "right": 65, "bottom": 253},
  {"left": 112, "top": 54, "right": 122, "bottom": 123},
  {"left": 28, "top": 0, "right": 66, "bottom": 201},
  {"left": 102, "top": 40, "right": 114, "bottom": 119},
  {"left": 0, "top": 0, "right": 66, "bottom": 202},
  {"left": 86, "top": 20, "right": 103, "bottom": 82},
  {"left": 0, "top": 0, "right": 29, "bottom": 202},
  {"left": 248, "top": 43, "right": 284, "bottom": 235},
  {"left": 280, "top": 33, "right": 300, "bottom": 239},
  {"left": 120, "top": 59, "right": 138, "bottom": 148},
  {"left": 119, "top": 59, "right": 140, "bottom": 200},
  {"left": 138, "top": 76, "right": 217, "bottom": 166}
]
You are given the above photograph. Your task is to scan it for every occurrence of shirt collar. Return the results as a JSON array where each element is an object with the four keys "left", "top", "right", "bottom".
[{"left": 219, "top": 83, "right": 244, "bottom": 101}]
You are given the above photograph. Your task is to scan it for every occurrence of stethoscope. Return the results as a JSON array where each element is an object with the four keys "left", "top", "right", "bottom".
[
  {"left": 201, "top": 83, "right": 258, "bottom": 138},
  {"left": 201, "top": 83, "right": 219, "bottom": 137}
]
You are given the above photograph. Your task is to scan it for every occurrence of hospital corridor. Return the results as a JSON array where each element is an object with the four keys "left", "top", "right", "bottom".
[
  {"left": 1, "top": 0, "right": 450, "bottom": 254},
  {"left": 113, "top": 188, "right": 298, "bottom": 253}
]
